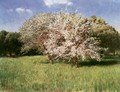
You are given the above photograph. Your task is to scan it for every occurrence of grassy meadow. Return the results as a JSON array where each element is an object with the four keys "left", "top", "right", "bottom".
[{"left": 0, "top": 56, "right": 120, "bottom": 92}]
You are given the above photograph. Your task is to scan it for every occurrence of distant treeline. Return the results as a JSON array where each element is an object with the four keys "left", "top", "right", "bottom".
[
  {"left": 0, "top": 30, "right": 43, "bottom": 57},
  {"left": 1, "top": 14, "right": 120, "bottom": 57}
]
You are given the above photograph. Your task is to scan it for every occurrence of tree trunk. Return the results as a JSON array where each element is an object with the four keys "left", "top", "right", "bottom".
[
  {"left": 72, "top": 57, "right": 79, "bottom": 67},
  {"left": 47, "top": 55, "right": 53, "bottom": 64}
]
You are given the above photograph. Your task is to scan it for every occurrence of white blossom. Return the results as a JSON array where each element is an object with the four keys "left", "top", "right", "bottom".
[{"left": 39, "top": 13, "right": 104, "bottom": 63}]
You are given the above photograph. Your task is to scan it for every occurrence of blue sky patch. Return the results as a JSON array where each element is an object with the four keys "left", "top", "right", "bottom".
[{"left": 0, "top": 0, "right": 120, "bottom": 32}]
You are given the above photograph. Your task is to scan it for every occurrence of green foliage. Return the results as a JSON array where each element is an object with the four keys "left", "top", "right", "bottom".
[
  {"left": 0, "top": 30, "right": 43, "bottom": 57},
  {"left": 89, "top": 16, "right": 120, "bottom": 54},
  {"left": 0, "top": 56, "right": 120, "bottom": 92},
  {"left": 0, "top": 30, "right": 8, "bottom": 56},
  {"left": 96, "top": 18, "right": 106, "bottom": 24},
  {"left": 89, "top": 15, "right": 97, "bottom": 22},
  {"left": 0, "top": 30, "right": 23, "bottom": 57},
  {"left": 4, "top": 32, "right": 22, "bottom": 56},
  {"left": 21, "top": 48, "right": 43, "bottom": 56}
]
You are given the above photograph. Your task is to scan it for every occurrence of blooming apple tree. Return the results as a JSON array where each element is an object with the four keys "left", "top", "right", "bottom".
[{"left": 39, "top": 13, "right": 104, "bottom": 66}]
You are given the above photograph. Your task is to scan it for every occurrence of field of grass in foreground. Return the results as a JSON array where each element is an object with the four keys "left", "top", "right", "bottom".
[{"left": 0, "top": 56, "right": 120, "bottom": 92}]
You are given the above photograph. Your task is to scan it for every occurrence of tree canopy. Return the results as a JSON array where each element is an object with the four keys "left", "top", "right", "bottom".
[
  {"left": 38, "top": 13, "right": 104, "bottom": 66},
  {"left": 0, "top": 30, "right": 22, "bottom": 56},
  {"left": 89, "top": 16, "right": 120, "bottom": 54},
  {"left": 20, "top": 13, "right": 120, "bottom": 57}
]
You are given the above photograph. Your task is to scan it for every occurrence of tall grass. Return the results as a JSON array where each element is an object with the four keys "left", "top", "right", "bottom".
[{"left": 0, "top": 56, "right": 120, "bottom": 92}]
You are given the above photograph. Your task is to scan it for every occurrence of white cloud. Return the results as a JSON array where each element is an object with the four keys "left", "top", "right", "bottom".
[
  {"left": 44, "top": 0, "right": 73, "bottom": 7},
  {"left": 26, "top": 9, "right": 33, "bottom": 14},
  {"left": 67, "top": 2, "right": 73, "bottom": 6},
  {"left": 15, "top": 8, "right": 33, "bottom": 14}
]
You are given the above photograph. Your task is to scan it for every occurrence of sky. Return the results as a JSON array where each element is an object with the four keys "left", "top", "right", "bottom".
[{"left": 0, "top": 0, "right": 120, "bottom": 32}]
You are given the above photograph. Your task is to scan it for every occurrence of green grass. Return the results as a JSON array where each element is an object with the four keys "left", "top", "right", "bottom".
[{"left": 0, "top": 56, "right": 120, "bottom": 92}]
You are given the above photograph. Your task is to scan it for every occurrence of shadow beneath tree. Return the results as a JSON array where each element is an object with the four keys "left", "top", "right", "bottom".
[
  {"left": 79, "top": 60, "right": 118, "bottom": 67},
  {"left": 40, "top": 58, "right": 120, "bottom": 67}
]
